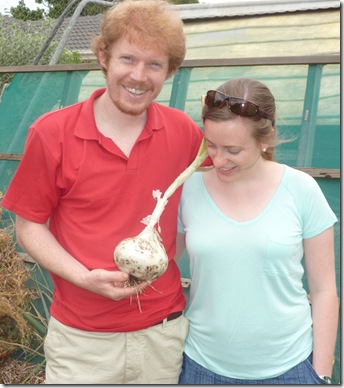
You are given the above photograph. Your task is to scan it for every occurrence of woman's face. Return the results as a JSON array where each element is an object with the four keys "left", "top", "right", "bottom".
[{"left": 204, "top": 117, "right": 263, "bottom": 182}]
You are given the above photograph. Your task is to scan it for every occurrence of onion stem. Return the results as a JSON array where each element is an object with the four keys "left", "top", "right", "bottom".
[
  {"left": 114, "top": 138, "right": 208, "bottom": 292},
  {"left": 145, "top": 138, "right": 208, "bottom": 230}
]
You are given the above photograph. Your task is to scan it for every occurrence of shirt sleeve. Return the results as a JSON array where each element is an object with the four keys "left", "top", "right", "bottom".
[
  {"left": 2, "top": 126, "right": 60, "bottom": 223},
  {"left": 297, "top": 172, "right": 338, "bottom": 239}
]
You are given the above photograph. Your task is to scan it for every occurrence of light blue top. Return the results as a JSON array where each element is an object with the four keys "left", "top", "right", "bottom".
[{"left": 178, "top": 165, "right": 337, "bottom": 379}]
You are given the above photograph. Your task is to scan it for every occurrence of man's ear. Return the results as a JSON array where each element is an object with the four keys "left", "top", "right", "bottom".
[{"left": 98, "top": 49, "right": 108, "bottom": 71}]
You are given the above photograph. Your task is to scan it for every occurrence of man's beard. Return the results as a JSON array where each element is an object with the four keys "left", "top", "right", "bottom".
[
  {"left": 115, "top": 101, "right": 147, "bottom": 116},
  {"left": 113, "top": 83, "right": 152, "bottom": 116}
]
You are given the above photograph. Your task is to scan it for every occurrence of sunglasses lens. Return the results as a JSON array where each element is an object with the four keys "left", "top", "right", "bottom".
[
  {"left": 205, "top": 91, "right": 227, "bottom": 108},
  {"left": 205, "top": 91, "right": 271, "bottom": 121},
  {"left": 229, "top": 99, "right": 257, "bottom": 118}
]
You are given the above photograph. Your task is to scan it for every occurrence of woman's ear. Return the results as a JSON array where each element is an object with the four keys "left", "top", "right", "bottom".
[{"left": 261, "top": 127, "right": 275, "bottom": 152}]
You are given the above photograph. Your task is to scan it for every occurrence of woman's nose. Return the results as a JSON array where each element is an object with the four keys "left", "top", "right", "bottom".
[{"left": 212, "top": 150, "right": 227, "bottom": 167}]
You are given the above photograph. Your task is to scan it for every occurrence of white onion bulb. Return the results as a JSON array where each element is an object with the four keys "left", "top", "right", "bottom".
[
  {"left": 114, "top": 226, "right": 168, "bottom": 285},
  {"left": 114, "top": 138, "right": 208, "bottom": 287}
]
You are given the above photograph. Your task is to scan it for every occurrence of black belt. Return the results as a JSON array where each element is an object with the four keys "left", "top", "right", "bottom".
[{"left": 154, "top": 311, "right": 183, "bottom": 326}]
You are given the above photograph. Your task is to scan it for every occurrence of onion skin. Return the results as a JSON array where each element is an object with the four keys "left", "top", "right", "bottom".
[{"left": 114, "top": 227, "right": 168, "bottom": 285}]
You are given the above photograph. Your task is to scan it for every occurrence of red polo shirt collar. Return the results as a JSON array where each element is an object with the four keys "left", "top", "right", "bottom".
[{"left": 74, "top": 88, "right": 164, "bottom": 144}]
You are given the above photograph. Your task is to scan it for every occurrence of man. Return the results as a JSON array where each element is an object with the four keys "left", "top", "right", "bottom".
[{"left": 1, "top": 0, "right": 204, "bottom": 383}]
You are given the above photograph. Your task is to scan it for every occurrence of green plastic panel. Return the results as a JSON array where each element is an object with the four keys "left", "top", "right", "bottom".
[{"left": 0, "top": 64, "right": 340, "bottom": 382}]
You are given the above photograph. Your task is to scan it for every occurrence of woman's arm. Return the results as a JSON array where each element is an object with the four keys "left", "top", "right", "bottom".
[
  {"left": 304, "top": 226, "right": 339, "bottom": 378},
  {"left": 16, "top": 215, "right": 146, "bottom": 300}
]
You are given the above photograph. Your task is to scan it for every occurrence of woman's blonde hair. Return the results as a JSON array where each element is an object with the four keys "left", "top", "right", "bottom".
[
  {"left": 91, "top": 0, "right": 186, "bottom": 79},
  {"left": 202, "top": 78, "right": 279, "bottom": 161}
]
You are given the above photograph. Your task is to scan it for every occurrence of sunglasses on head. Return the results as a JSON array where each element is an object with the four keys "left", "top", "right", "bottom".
[{"left": 204, "top": 90, "right": 273, "bottom": 122}]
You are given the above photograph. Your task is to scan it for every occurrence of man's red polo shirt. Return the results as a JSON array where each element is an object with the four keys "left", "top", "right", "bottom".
[{"left": 2, "top": 88, "right": 204, "bottom": 331}]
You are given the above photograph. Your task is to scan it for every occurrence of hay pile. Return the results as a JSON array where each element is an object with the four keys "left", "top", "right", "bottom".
[
  {"left": 0, "top": 196, "right": 45, "bottom": 384},
  {"left": 0, "top": 203, "right": 32, "bottom": 358},
  {"left": 0, "top": 358, "right": 45, "bottom": 384}
]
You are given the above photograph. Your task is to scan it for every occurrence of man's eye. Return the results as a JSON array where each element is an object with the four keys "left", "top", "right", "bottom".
[
  {"left": 122, "top": 56, "right": 134, "bottom": 62},
  {"left": 150, "top": 61, "right": 163, "bottom": 69}
]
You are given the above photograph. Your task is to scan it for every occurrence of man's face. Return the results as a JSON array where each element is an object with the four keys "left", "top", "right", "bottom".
[{"left": 99, "top": 36, "right": 170, "bottom": 116}]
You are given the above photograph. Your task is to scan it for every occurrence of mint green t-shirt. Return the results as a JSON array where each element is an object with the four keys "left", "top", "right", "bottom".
[{"left": 178, "top": 165, "right": 337, "bottom": 379}]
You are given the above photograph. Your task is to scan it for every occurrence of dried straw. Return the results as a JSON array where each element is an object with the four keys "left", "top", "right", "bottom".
[
  {"left": 0, "top": 195, "right": 34, "bottom": 361},
  {"left": 0, "top": 358, "right": 45, "bottom": 384}
]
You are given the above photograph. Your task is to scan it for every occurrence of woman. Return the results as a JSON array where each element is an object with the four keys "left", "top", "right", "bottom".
[{"left": 176, "top": 78, "right": 338, "bottom": 384}]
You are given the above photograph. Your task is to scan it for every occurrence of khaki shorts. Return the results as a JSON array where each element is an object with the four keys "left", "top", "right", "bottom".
[{"left": 44, "top": 315, "right": 189, "bottom": 384}]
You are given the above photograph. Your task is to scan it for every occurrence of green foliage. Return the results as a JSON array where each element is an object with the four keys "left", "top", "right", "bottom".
[
  {"left": 42, "top": 0, "right": 111, "bottom": 19},
  {"left": 9, "top": 0, "right": 199, "bottom": 20},
  {"left": 0, "top": 19, "right": 81, "bottom": 66},
  {"left": 12, "top": 0, "right": 114, "bottom": 19},
  {"left": 10, "top": 0, "right": 45, "bottom": 21},
  {"left": 0, "top": 19, "right": 82, "bottom": 91}
]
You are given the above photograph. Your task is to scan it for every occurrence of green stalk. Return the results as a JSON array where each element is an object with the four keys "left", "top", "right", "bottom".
[
  {"left": 20, "top": 310, "right": 47, "bottom": 337},
  {"left": 21, "top": 362, "right": 46, "bottom": 384}
]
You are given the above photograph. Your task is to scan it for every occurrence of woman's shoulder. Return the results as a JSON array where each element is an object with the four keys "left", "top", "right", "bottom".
[
  {"left": 282, "top": 165, "right": 321, "bottom": 197},
  {"left": 181, "top": 171, "right": 204, "bottom": 196},
  {"left": 184, "top": 170, "right": 203, "bottom": 186},
  {"left": 283, "top": 165, "right": 317, "bottom": 184}
]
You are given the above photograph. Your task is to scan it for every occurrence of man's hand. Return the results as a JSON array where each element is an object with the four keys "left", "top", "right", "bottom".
[{"left": 81, "top": 269, "right": 148, "bottom": 300}]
